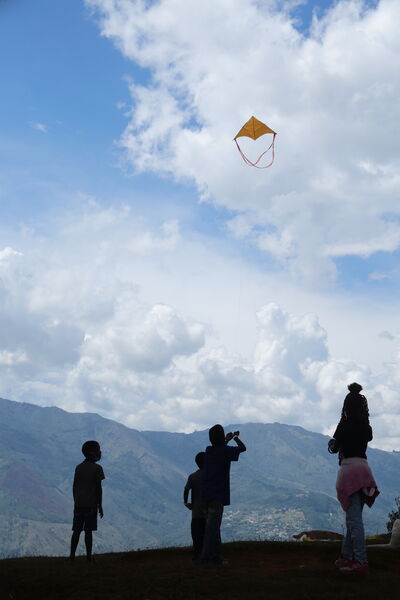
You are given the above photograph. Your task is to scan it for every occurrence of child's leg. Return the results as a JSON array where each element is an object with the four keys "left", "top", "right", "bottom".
[
  {"left": 84, "top": 531, "right": 93, "bottom": 560},
  {"left": 346, "top": 491, "right": 367, "bottom": 564},
  {"left": 191, "top": 518, "right": 206, "bottom": 559},
  {"left": 201, "top": 501, "right": 224, "bottom": 563},
  {"left": 198, "top": 518, "right": 206, "bottom": 557},
  {"left": 70, "top": 531, "right": 81, "bottom": 559},
  {"left": 341, "top": 518, "right": 353, "bottom": 560}
]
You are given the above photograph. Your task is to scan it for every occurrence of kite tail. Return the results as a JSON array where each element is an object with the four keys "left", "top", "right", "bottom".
[{"left": 235, "top": 134, "right": 276, "bottom": 169}]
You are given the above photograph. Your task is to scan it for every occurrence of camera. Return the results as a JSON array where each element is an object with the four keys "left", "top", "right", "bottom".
[{"left": 225, "top": 431, "right": 240, "bottom": 442}]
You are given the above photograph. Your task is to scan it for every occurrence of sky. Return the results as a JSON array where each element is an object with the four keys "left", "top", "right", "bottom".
[{"left": 1, "top": 0, "right": 400, "bottom": 450}]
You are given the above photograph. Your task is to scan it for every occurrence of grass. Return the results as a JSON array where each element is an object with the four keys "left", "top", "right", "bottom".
[{"left": 1, "top": 541, "right": 399, "bottom": 600}]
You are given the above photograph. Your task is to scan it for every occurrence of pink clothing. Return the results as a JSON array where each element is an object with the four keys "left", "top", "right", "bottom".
[{"left": 336, "top": 457, "right": 379, "bottom": 511}]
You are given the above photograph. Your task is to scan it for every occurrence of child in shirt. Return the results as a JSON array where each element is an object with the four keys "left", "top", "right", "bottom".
[
  {"left": 69, "top": 440, "right": 105, "bottom": 561},
  {"left": 200, "top": 424, "right": 246, "bottom": 565},
  {"left": 184, "top": 451, "right": 206, "bottom": 562}
]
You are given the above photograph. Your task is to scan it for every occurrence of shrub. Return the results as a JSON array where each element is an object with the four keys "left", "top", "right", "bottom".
[{"left": 386, "top": 496, "right": 400, "bottom": 533}]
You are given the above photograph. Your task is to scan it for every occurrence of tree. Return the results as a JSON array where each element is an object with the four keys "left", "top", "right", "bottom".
[{"left": 386, "top": 496, "right": 400, "bottom": 533}]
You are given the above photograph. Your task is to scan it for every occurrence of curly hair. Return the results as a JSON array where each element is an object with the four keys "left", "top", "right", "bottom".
[{"left": 81, "top": 440, "right": 100, "bottom": 458}]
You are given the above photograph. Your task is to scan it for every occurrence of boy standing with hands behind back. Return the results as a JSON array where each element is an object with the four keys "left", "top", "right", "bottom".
[
  {"left": 184, "top": 451, "right": 207, "bottom": 562},
  {"left": 69, "top": 440, "right": 105, "bottom": 562}
]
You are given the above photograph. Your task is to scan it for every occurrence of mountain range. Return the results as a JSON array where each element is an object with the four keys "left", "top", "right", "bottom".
[{"left": 0, "top": 397, "right": 399, "bottom": 558}]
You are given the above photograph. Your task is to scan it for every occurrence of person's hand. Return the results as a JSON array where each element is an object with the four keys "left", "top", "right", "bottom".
[
  {"left": 184, "top": 502, "right": 192, "bottom": 510},
  {"left": 233, "top": 431, "right": 240, "bottom": 438},
  {"left": 98, "top": 506, "right": 104, "bottom": 518},
  {"left": 225, "top": 432, "right": 234, "bottom": 442}
]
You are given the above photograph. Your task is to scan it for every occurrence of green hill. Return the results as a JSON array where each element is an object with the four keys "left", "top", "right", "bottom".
[
  {"left": 2, "top": 541, "right": 400, "bottom": 600},
  {"left": 1, "top": 397, "right": 399, "bottom": 558}
]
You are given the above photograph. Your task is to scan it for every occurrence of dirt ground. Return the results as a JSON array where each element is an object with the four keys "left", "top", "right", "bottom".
[{"left": 2, "top": 540, "right": 400, "bottom": 600}]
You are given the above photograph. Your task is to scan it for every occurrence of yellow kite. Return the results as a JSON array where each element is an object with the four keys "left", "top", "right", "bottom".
[{"left": 234, "top": 116, "right": 276, "bottom": 168}]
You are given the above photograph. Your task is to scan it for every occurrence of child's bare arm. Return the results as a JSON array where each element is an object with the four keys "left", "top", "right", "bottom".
[
  {"left": 183, "top": 479, "right": 192, "bottom": 509},
  {"left": 96, "top": 482, "right": 103, "bottom": 518},
  {"left": 72, "top": 473, "right": 77, "bottom": 503}
]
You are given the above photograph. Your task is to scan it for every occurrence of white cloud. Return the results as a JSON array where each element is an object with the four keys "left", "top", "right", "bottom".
[
  {"left": 125, "top": 219, "right": 180, "bottom": 254},
  {"left": 369, "top": 271, "right": 390, "bottom": 281},
  {"left": 2, "top": 1, "right": 400, "bottom": 452},
  {"left": 379, "top": 330, "right": 395, "bottom": 341},
  {"left": 87, "top": 0, "right": 400, "bottom": 283},
  {"left": 1, "top": 206, "right": 400, "bottom": 451},
  {"left": 0, "top": 350, "right": 28, "bottom": 366},
  {"left": 0, "top": 247, "right": 23, "bottom": 261},
  {"left": 29, "top": 122, "right": 47, "bottom": 133},
  {"left": 79, "top": 301, "right": 205, "bottom": 374}
]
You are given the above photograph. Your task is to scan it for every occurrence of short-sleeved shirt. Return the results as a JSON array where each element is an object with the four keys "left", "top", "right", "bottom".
[
  {"left": 201, "top": 445, "right": 241, "bottom": 506},
  {"left": 73, "top": 460, "right": 105, "bottom": 508},
  {"left": 184, "top": 469, "right": 207, "bottom": 519}
]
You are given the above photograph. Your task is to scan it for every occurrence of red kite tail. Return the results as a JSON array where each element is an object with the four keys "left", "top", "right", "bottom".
[{"left": 234, "top": 133, "right": 276, "bottom": 169}]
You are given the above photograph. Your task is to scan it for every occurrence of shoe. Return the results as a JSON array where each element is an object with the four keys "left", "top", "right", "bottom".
[
  {"left": 334, "top": 557, "right": 353, "bottom": 568},
  {"left": 340, "top": 561, "right": 368, "bottom": 575}
]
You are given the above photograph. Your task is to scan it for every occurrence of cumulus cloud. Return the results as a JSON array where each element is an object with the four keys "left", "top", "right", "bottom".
[
  {"left": 1, "top": 203, "right": 400, "bottom": 451},
  {"left": 87, "top": 0, "right": 400, "bottom": 284},
  {"left": 2, "top": 1, "right": 400, "bottom": 451},
  {"left": 29, "top": 122, "right": 47, "bottom": 133},
  {"left": 125, "top": 220, "right": 181, "bottom": 254},
  {"left": 0, "top": 247, "right": 23, "bottom": 261}
]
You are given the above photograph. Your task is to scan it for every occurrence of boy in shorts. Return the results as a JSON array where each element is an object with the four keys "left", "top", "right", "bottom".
[{"left": 69, "top": 440, "right": 105, "bottom": 561}]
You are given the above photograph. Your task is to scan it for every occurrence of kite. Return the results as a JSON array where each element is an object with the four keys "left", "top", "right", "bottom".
[{"left": 234, "top": 116, "right": 276, "bottom": 168}]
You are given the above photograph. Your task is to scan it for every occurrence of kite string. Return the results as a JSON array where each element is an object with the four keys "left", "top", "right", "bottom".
[{"left": 235, "top": 134, "right": 276, "bottom": 169}]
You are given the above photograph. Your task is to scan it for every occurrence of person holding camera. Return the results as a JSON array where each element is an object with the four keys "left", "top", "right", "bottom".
[{"left": 200, "top": 424, "right": 246, "bottom": 565}]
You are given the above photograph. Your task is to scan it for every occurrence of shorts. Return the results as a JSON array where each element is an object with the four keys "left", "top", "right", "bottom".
[{"left": 72, "top": 507, "right": 98, "bottom": 532}]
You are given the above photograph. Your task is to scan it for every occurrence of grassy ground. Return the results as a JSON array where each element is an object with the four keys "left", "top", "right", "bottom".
[{"left": 1, "top": 541, "right": 399, "bottom": 600}]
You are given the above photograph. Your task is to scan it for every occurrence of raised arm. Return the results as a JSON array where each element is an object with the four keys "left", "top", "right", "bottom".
[{"left": 233, "top": 434, "right": 246, "bottom": 453}]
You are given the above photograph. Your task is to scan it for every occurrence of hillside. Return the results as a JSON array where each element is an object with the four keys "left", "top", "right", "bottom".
[
  {"left": 2, "top": 542, "right": 400, "bottom": 600},
  {"left": 1, "top": 397, "right": 399, "bottom": 558}
]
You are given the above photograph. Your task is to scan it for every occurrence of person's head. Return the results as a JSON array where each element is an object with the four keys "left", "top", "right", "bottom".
[
  {"left": 342, "top": 383, "right": 369, "bottom": 422},
  {"left": 347, "top": 382, "right": 363, "bottom": 394},
  {"left": 195, "top": 451, "right": 205, "bottom": 469},
  {"left": 81, "top": 440, "right": 101, "bottom": 462},
  {"left": 209, "top": 424, "right": 225, "bottom": 446}
]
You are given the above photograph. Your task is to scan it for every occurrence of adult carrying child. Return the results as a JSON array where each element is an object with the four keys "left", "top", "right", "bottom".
[{"left": 328, "top": 382, "right": 379, "bottom": 575}]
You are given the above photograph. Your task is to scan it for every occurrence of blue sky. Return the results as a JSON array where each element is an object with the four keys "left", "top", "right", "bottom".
[
  {"left": 1, "top": 0, "right": 400, "bottom": 449},
  {"left": 0, "top": 0, "right": 394, "bottom": 287},
  {"left": 0, "top": 0, "right": 138, "bottom": 215}
]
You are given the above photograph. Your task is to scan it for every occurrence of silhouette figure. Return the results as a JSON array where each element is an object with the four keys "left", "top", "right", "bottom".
[
  {"left": 328, "top": 383, "right": 379, "bottom": 575},
  {"left": 69, "top": 440, "right": 105, "bottom": 562},
  {"left": 184, "top": 451, "right": 206, "bottom": 562},
  {"left": 200, "top": 425, "right": 246, "bottom": 565}
]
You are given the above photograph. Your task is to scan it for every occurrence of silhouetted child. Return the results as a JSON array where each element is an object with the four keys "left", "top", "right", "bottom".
[
  {"left": 328, "top": 383, "right": 379, "bottom": 575},
  {"left": 69, "top": 440, "right": 105, "bottom": 561},
  {"left": 201, "top": 425, "right": 246, "bottom": 565},
  {"left": 184, "top": 451, "right": 206, "bottom": 562}
]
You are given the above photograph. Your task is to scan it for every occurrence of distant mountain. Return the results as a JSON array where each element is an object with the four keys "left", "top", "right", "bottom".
[{"left": 0, "top": 397, "right": 399, "bottom": 558}]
